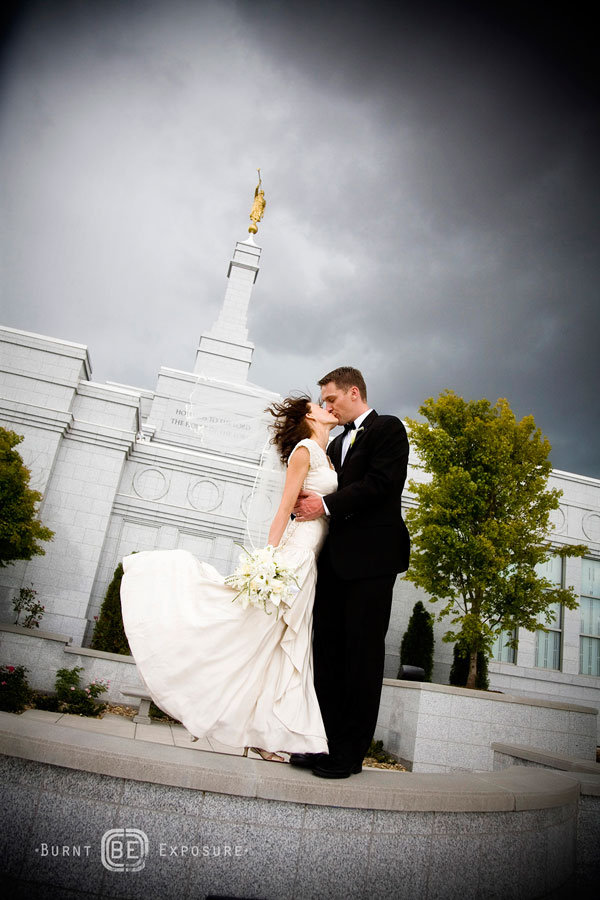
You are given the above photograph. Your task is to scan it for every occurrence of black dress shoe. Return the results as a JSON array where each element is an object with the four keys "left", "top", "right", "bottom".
[
  {"left": 311, "top": 758, "right": 363, "bottom": 779},
  {"left": 289, "top": 752, "right": 328, "bottom": 768}
]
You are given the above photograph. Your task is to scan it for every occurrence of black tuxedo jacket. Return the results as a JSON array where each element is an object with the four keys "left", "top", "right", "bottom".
[{"left": 322, "top": 410, "right": 410, "bottom": 580}]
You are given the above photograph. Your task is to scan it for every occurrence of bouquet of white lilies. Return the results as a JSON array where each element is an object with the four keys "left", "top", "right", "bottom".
[{"left": 225, "top": 545, "right": 299, "bottom": 616}]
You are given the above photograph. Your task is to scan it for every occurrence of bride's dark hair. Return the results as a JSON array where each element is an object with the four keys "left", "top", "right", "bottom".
[{"left": 266, "top": 394, "right": 312, "bottom": 464}]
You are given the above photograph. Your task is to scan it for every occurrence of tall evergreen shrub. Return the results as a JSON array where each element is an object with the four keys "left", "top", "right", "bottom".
[
  {"left": 90, "top": 562, "right": 131, "bottom": 655},
  {"left": 449, "top": 642, "right": 489, "bottom": 690},
  {"left": 398, "top": 600, "right": 434, "bottom": 681}
]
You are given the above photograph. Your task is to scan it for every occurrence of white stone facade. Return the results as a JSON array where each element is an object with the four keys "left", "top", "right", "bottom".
[
  {"left": 0, "top": 234, "right": 278, "bottom": 645},
  {"left": 1, "top": 229, "right": 599, "bottom": 731}
]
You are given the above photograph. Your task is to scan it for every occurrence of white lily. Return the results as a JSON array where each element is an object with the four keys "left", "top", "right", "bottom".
[{"left": 225, "top": 543, "right": 299, "bottom": 616}]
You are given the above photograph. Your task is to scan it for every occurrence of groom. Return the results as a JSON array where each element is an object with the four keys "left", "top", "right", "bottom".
[{"left": 292, "top": 366, "right": 410, "bottom": 778}]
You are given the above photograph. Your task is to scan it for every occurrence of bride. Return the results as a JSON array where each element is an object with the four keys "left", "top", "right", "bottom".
[{"left": 120, "top": 395, "right": 338, "bottom": 762}]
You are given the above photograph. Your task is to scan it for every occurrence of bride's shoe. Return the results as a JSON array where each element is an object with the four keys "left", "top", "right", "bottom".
[{"left": 243, "top": 746, "right": 286, "bottom": 763}]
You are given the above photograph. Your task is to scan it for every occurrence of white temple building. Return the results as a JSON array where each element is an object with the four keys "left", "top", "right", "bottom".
[
  {"left": 0, "top": 231, "right": 279, "bottom": 647},
  {"left": 1, "top": 218, "right": 599, "bottom": 731}
]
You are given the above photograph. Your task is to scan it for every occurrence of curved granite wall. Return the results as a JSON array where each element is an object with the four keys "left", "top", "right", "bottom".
[{"left": 0, "top": 748, "right": 582, "bottom": 899}]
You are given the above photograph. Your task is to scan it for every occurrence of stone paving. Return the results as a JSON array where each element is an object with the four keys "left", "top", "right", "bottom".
[{"left": 16, "top": 707, "right": 401, "bottom": 765}]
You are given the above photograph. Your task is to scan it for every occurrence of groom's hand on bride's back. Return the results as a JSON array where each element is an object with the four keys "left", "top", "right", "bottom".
[{"left": 293, "top": 490, "right": 325, "bottom": 522}]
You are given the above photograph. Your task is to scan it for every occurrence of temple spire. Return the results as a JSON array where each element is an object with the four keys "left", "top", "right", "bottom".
[{"left": 193, "top": 177, "right": 266, "bottom": 383}]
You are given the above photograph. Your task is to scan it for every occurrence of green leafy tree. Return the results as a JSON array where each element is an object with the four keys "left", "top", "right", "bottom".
[
  {"left": 404, "top": 391, "right": 586, "bottom": 689},
  {"left": 0, "top": 428, "right": 54, "bottom": 567},
  {"left": 398, "top": 600, "right": 434, "bottom": 681},
  {"left": 90, "top": 562, "right": 131, "bottom": 655}
]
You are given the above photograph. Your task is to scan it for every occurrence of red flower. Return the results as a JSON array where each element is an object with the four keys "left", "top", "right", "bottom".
[{"left": 6, "top": 666, "right": 15, "bottom": 673}]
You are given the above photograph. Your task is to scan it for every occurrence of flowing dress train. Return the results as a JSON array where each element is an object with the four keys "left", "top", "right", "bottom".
[{"left": 120, "top": 438, "right": 336, "bottom": 753}]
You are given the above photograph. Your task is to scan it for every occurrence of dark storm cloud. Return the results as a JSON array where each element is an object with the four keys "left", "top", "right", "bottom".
[
  {"left": 1, "top": 0, "right": 598, "bottom": 475},
  {"left": 242, "top": 1, "right": 600, "bottom": 475}
]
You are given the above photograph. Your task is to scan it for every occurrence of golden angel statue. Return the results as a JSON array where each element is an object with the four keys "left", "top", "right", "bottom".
[{"left": 248, "top": 170, "right": 266, "bottom": 234}]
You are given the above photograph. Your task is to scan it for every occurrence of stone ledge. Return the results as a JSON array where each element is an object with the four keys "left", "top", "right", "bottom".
[
  {"left": 573, "top": 773, "right": 600, "bottom": 797},
  {"left": 489, "top": 659, "right": 600, "bottom": 690},
  {"left": 0, "top": 324, "right": 89, "bottom": 358},
  {"left": 383, "top": 677, "right": 598, "bottom": 715},
  {"left": 0, "top": 399, "right": 73, "bottom": 434},
  {"left": 76, "top": 380, "right": 141, "bottom": 403},
  {"left": 492, "top": 742, "right": 600, "bottom": 778},
  {"left": 0, "top": 712, "right": 581, "bottom": 813},
  {"left": 63, "top": 645, "right": 136, "bottom": 664},
  {"left": 0, "top": 623, "right": 72, "bottom": 643}
]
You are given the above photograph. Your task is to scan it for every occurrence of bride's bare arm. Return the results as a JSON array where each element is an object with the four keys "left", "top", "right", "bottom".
[{"left": 267, "top": 447, "right": 310, "bottom": 546}]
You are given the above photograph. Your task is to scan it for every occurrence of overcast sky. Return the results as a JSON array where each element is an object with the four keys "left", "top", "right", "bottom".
[{"left": 1, "top": 0, "right": 598, "bottom": 476}]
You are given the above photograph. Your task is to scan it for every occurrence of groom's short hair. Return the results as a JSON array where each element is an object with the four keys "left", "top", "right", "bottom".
[{"left": 318, "top": 366, "right": 367, "bottom": 401}]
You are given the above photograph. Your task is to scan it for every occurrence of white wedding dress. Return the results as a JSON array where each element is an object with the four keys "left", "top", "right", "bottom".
[{"left": 120, "top": 438, "right": 336, "bottom": 753}]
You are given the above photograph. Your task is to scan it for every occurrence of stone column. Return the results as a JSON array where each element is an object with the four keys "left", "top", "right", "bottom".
[{"left": 18, "top": 383, "right": 140, "bottom": 645}]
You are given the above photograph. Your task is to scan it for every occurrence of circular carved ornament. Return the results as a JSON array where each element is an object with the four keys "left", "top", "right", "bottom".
[
  {"left": 187, "top": 479, "right": 223, "bottom": 512},
  {"left": 240, "top": 490, "right": 251, "bottom": 519},
  {"left": 132, "top": 467, "right": 169, "bottom": 501},
  {"left": 240, "top": 489, "right": 273, "bottom": 523},
  {"left": 582, "top": 512, "right": 600, "bottom": 543},
  {"left": 548, "top": 506, "right": 566, "bottom": 535}
]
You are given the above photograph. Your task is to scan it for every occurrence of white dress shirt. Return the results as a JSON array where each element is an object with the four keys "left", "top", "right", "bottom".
[
  {"left": 340, "top": 408, "right": 372, "bottom": 465},
  {"left": 322, "top": 408, "right": 372, "bottom": 516}
]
